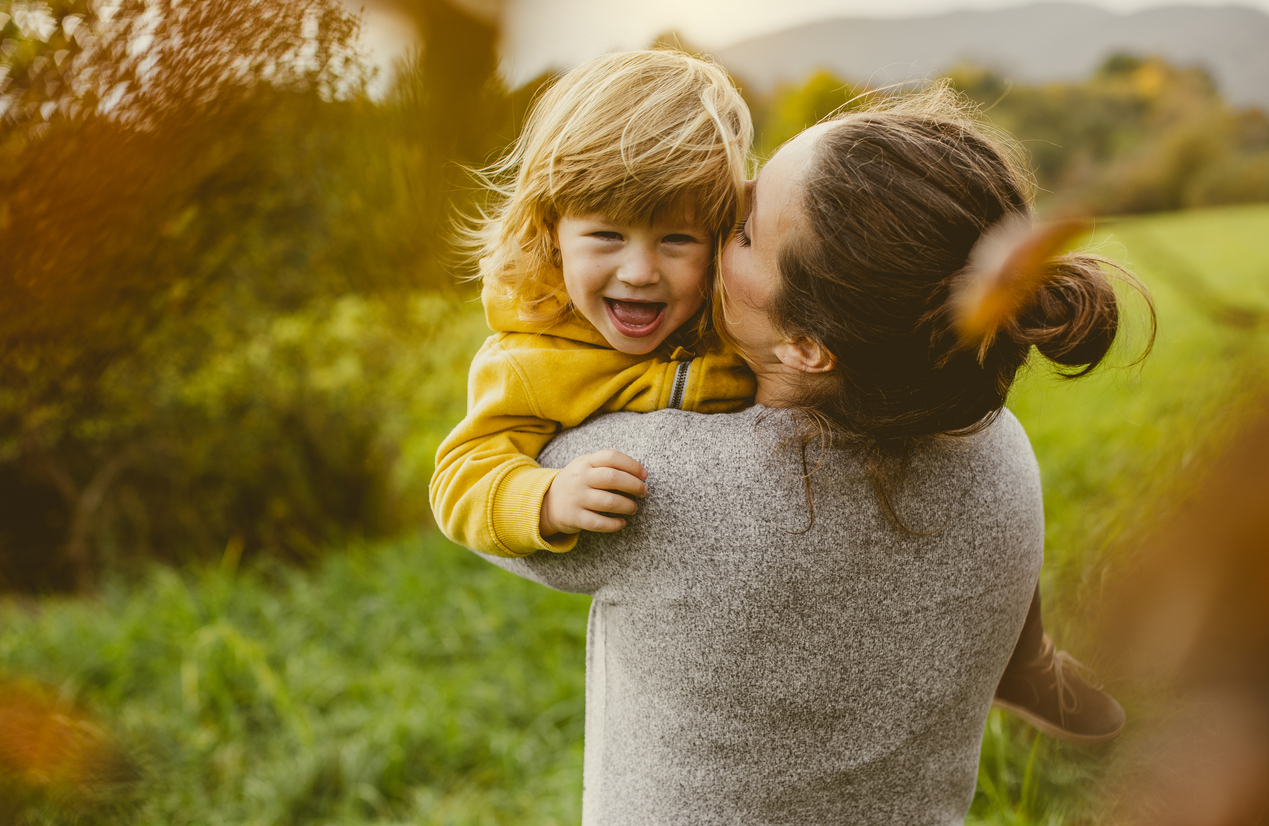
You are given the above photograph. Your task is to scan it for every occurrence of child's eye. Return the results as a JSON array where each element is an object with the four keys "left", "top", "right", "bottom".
[
  {"left": 663, "top": 233, "right": 698, "bottom": 244},
  {"left": 732, "top": 220, "right": 750, "bottom": 248},
  {"left": 590, "top": 231, "right": 623, "bottom": 241}
]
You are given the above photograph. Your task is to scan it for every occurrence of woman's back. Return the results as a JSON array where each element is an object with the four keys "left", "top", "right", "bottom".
[{"left": 486, "top": 405, "right": 1043, "bottom": 825}]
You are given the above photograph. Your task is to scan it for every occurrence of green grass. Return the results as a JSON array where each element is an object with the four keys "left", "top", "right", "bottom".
[
  {"left": 974, "top": 203, "right": 1269, "bottom": 824},
  {"left": 0, "top": 539, "right": 591, "bottom": 825},
  {"left": 2, "top": 204, "right": 1268, "bottom": 824},
  {"left": 1016, "top": 203, "right": 1269, "bottom": 607}
]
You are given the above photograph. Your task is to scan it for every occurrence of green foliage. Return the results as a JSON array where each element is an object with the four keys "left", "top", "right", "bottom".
[
  {"left": 974, "top": 721, "right": 1090, "bottom": 826},
  {"left": 751, "top": 54, "right": 1269, "bottom": 214},
  {"left": 754, "top": 69, "right": 866, "bottom": 158},
  {"left": 87, "top": 292, "right": 485, "bottom": 569},
  {"left": 0, "top": 532, "right": 590, "bottom": 825},
  {"left": 0, "top": 0, "right": 511, "bottom": 591},
  {"left": 951, "top": 55, "right": 1269, "bottom": 214},
  {"left": 0, "top": 279, "right": 488, "bottom": 591}
]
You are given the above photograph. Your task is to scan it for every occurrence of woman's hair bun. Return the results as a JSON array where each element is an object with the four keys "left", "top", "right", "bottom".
[
  {"left": 948, "top": 214, "right": 1137, "bottom": 378},
  {"left": 1016, "top": 254, "right": 1120, "bottom": 375}
]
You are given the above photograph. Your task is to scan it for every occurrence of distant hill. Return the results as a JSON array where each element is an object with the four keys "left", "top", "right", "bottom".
[{"left": 715, "top": 2, "right": 1269, "bottom": 110}]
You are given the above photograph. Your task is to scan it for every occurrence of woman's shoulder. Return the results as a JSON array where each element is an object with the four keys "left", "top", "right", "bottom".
[
  {"left": 964, "top": 407, "right": 1041, "bottom": 482},
  {"left": 539, "top": 405, "right": 1040, "bottom": 505},
  {"left": 903, "top": 407, "right": 1043, "bottom": 531},
  {"left": 539, "top": 406, "right": 771, "bottom": 471},
  {"left": 910, "top": 408, "right": 1040, "bottom": 487}
]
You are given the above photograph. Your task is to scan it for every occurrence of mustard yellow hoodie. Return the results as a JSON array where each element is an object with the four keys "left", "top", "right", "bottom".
[{"left": 429, "top": 282, "right": 755, "bottom": 557}]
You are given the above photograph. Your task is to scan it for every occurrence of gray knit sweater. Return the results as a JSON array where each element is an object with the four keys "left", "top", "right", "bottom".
[{"left": 479, "top": 405, "right": 1043, "bottom": 825}]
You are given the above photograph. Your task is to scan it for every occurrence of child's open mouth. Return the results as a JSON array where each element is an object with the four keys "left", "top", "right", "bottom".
[{"left": 604, "top": 298, "right": 666, "bottom": 338}]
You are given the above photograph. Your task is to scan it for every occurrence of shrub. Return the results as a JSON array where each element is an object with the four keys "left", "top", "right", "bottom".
[{"left": 0, "top": 0, "right": 508, "bottom": 591}]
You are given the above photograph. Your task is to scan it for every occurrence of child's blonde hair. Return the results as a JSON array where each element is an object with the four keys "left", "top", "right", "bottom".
[{"left": 472, "top": 49, "right": 752, "bottom": 325}]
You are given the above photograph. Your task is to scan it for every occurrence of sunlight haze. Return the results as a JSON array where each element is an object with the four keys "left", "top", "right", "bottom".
[
  {"left": 498, "top": 0, "right": 1269, "bottom": 84},
  {"left": 347, "top": 0, "right": 1269, "bottom": 88}
]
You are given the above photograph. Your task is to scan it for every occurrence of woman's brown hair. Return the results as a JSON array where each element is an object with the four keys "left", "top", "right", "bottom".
[{"left": 769, "top": 84, "right": 1154, "bottom": 524}]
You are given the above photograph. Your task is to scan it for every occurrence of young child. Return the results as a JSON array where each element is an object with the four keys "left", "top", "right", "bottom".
[{"left": 429, "top": 50, "right": 755, "bottom": 558}]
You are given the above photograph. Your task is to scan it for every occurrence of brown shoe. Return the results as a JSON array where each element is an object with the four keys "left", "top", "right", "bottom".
[{"left": 993, "top": 635, "right": 1126, "bottom": 744}]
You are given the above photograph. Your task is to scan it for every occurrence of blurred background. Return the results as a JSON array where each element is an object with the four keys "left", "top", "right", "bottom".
[{"left": 1, "top": 0, "right": 1267, "bottom": 823}]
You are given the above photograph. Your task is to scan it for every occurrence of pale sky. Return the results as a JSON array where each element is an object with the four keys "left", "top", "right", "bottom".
[{"left": 348, "top": 0, "right": 1269, "bottom": 89}]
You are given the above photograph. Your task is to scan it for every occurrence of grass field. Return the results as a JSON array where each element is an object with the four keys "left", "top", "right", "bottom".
[{"left": 3, "top": 204, "right": 1268, "bottom": 824}]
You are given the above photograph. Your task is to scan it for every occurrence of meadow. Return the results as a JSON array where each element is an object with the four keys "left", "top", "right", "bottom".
[{"left": 2, "top": 203, "right": 1268, "bottom": 825}]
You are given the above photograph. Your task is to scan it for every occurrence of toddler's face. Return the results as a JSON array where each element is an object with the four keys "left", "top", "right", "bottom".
[{"left": 554, "top": 211, "right": 712, "bottom": 354}]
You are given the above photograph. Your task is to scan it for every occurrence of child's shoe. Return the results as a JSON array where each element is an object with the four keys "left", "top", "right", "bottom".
[{"left": 993, "top": 635, "right": 1126, "bottom": 744}]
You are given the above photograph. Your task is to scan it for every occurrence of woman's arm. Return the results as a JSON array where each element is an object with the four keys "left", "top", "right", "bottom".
[{"left": 467, "top": 540, "right": 612, "bottom": 596}]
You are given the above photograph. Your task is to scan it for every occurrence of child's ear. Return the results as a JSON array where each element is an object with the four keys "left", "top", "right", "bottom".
[{"left": 774, "top": 336, "right": 835, "bottom": 374}]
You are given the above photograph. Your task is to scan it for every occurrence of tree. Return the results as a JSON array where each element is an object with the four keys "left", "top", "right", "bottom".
[
  {"left": 755, "top": 69, "right": 866, "bottom": 158},
  {"left": 0, "top": 0, "right": 510, "bottom": 591}
]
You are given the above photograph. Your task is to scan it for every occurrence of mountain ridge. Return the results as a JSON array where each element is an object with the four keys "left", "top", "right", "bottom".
[{"left": 714, "top": 2, "right": 1269, "bottom": 110}]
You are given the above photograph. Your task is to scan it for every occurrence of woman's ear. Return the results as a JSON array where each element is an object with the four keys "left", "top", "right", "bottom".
[{"left": 774, "top": 336, "right": 835, "bottom": 373}]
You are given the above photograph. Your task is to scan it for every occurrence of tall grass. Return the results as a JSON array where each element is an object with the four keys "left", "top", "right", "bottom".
[
  {"left": 2, "top": 204, "right": 1267, "bottom": 824},
  {"left": 1, "top": 537, "right": 589, "bottom": 825}
]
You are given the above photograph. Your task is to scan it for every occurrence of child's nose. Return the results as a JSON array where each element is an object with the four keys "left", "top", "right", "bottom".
[{"left": 617, "top": 248, "right": 659, "bottom": 286}]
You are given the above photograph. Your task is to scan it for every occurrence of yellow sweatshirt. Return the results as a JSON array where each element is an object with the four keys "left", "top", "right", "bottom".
[{"left": 429, "top": 282, "right": 755, "bottom": 557}]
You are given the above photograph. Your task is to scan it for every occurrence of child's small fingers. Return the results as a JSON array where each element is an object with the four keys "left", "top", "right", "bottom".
[
  {"left": 586, "top": 466, "right": 648, "bottom": 498},
  {"left": 591, "top": 450, "right": 648, "bottom": 480},
  {"left": 581, "top": 511, "right": 627, "bottom": 533},
  {"left": 582, "top": 489, "right": 638, "bottom": 516}
]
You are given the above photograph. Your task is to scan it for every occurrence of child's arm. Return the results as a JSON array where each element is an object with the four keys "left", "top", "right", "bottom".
[
  {"left": 428, "top": 338, "right": 570, "bottom": 557},
  {"left": 429, "top": 334, "right": 754, "bottom": 557}
]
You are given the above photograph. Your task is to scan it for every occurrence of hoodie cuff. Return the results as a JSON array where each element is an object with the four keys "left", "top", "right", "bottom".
[{"left": 490, "top": 464, "right": 579, "bottom": 555}]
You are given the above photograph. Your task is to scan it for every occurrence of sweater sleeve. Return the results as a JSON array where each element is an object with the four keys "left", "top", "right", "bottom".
[
  {"left": 428, "top": 334, "right": 688, "bottom": 557},
  {"left": 429, "top": 337, "right": 571, "bottom": 557}
]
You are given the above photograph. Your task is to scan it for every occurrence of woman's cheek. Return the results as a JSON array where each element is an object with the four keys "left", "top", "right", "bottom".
[
  {"left": 726, "top": 259, "right": 764, "bottom": 310},
  {"left": 719, "top": 241, "right": 744, "bottom": 296}
]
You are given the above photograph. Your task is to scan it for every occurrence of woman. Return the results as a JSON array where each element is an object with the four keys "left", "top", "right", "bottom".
[{"left": 477, "top": 87, "right": 1142, "bottom": 824}]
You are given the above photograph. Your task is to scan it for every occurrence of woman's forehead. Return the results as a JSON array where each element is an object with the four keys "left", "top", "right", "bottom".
[
  {"left": 761, "top": 122, "right": 834, "bottom": 183},
  {"left": 751, "top": 124, "right": 828, "bottom": 240}
]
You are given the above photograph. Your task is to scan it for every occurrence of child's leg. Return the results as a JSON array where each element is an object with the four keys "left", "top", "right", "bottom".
[
  {"left": 1005, "top": 583, "right": 1046, "bottom": 672},
  {"left": 993, "top": 583, "right": 1127, "bottom": 744}
]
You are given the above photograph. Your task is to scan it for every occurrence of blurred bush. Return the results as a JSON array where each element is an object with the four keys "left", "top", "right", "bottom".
[
  {"left": 0, "top": 675, "right": 142, "bottom": 823},
  {"left": 1098, "top": 403, "right": 1269, "bottom": 825},
  {"left": 0, "top": 0, "right": 511, "bottom": 591},
  {"left": 753, "top": 69, "right": 867, "bottom": 158},
  {"left": 20, "top": 291, "right": 488, "bottom": 583},
  {"left": 751, "top": 54, "right": 1269, "bottom": 214}
]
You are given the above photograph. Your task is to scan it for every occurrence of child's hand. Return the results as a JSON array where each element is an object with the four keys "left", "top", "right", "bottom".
[{"left": 540, "top": 450, "right": 648, "bottom": 539}]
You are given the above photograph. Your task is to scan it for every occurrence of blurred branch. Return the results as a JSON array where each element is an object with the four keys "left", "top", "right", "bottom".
[
  {"left": 22, "top": 426, "right": 80, "bottom": 506},
  {"left": 65, "top": 444, "right": 143, "bottom": 592},
  {"left": 1, "top": 0, "right": 372, "bottom": 144}
]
